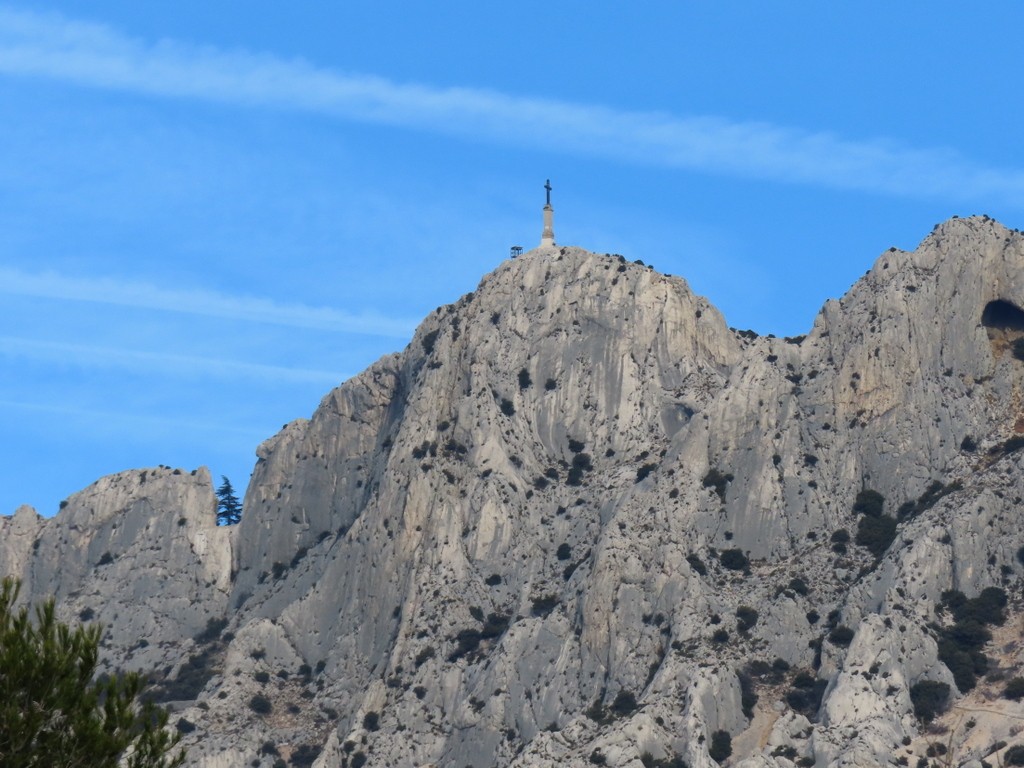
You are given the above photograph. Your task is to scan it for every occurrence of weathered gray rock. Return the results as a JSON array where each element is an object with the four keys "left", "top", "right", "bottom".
[
  {"left": 5, "top": 217, "right": 1024, "bottom": 767},
  {"left": 0, "top": 466, "right": 233, "bottom": 677}
]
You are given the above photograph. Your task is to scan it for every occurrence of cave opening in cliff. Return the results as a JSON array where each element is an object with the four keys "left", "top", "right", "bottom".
[{"left": 982, "top": 299, "right": 1024, "bottom": 332}]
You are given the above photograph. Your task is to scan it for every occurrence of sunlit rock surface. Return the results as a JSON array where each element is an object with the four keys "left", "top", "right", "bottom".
[{"left": 5, "top": 217, "right": 1024, "bottom": 767}]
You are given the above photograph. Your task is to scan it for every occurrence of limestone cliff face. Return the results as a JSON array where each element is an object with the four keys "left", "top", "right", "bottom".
[
  {"left": 0, "top": 467, "right": 233, "bottom": 677},
  {"left": 5, "top": 218, "right": 1024, "bottom": 768}
]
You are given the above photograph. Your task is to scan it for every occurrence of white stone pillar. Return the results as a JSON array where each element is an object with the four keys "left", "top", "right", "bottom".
[{"left": 540, "top": 203, "right": 555, "bottom": 248}]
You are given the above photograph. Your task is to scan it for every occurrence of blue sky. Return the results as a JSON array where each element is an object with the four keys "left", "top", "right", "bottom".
[{"left": 3, "top": 2, "right": 1024, "bottom": 516}]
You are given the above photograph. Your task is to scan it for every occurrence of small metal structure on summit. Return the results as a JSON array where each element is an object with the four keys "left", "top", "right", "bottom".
[
  {"left": 540, "top": 179, "right": 555, "bottom": 248},
  {"left": 510, "top": 245, "right": 523, "bottom": 259}
]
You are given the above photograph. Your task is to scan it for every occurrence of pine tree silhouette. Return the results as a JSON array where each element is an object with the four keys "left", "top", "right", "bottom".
[{"left": 216, "top": 476, "right": 242, "bottom": 526}]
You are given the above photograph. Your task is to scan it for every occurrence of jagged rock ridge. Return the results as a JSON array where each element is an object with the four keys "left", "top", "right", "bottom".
[{"left": 3, "top": 216, "right": 1024, "bottom": 768}]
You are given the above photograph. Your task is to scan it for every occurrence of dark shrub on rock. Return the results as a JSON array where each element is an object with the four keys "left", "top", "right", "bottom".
[
  {"left": 719, "top": 549, "right": 748, "bottom": 571},
  {"left": 828, "top": 625, "right": 855, "bottom": 647},
  {"left": 853, "top": 489, "right": 885, "bottom": 517},
  {"left": 248, "top": 695, "right": 272, "bottom": 715},
  {"left": 1004, "top": 677, "right": 1024, "bottom": 701},
  {"left": 1006, "top": 745, "right": 1024, "bottom": 766},
  {"left": 855, "top": 514, "right": 897, "bottom": 558},
  {"left": 686, "top": 554, "right": 708, "bottom": 576},
  {"left": 609, "top": 690, "right": 637, "bottom": 717},
  {"left": 709, "top": 730, "right": 732, "bottom": 763},
  {"left": 910, "top": 680, "right": 950, "bottom": 722},
  {"left": 736, "top": 606, "right": 759, "bottom": 633},
  {"left": 786, "top": 672, "right": 827, "bottom": 718},
  {"left": 702, "top": 469, "right": 733, "bottom": 502}
]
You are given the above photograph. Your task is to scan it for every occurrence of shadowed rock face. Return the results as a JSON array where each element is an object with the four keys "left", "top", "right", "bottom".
[
  {"left": 5, "top": 216, "right": 1024, "bottom": 768},
  {"left": 981, "top": 298, "right": 1024, "bottom": 332}
]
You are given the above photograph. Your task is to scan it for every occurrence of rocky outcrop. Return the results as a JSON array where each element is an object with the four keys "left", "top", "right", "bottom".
[
  {"left": 4, "top": 218, "right": 1024, "bottom": 768},
  {"left": 0, "top": 466, "right": 233, "bottom": 677}
]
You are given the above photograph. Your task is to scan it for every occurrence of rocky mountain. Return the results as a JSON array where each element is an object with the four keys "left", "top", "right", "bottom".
[{"left": 4, "top": 215, "right": 1024, "bottom": 768}]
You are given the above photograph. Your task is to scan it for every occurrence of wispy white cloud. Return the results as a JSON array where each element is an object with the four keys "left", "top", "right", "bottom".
[
  {"left": 0, "top": 397, "right": 266, "bottom": 438},
  {"left": 0, "top": 335, "right": 350, "bottom": 384},
  {"left": 0, "top": 267, "right": 416, "bottom": 337},
  {"left": 1, "top": 7, "right": 1023, "bottom": 205}
]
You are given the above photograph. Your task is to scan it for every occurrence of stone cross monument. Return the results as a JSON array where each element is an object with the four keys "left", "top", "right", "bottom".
[{"left": 540, "top": 179, "right": 556, "bottom": 248}]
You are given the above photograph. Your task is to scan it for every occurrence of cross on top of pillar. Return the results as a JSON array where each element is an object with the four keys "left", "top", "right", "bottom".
[{"left": 540, "top": 179, "right": 555, "bottom": 247}]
